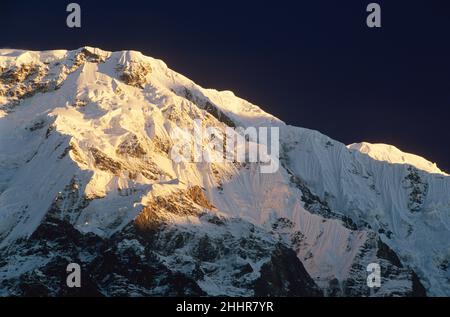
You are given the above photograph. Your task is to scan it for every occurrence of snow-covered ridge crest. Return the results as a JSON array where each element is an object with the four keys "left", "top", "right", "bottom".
[{"left": 348, "top": 142, "right": 447, "bottom": 176}]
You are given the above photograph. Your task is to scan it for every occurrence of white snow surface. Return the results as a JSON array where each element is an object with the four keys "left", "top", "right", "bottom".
[{"left": 348, "top": 142, "right": 447, "bottom": 175}]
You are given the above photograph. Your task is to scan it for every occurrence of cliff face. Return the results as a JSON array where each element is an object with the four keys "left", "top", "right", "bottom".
[{"left": 0, "top": 47, "right": 447, "bottom": 296}]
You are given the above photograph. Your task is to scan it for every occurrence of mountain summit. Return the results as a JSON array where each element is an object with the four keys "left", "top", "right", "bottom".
[{"left": 0, "top": 47, "right": 448, "bottom": 296}]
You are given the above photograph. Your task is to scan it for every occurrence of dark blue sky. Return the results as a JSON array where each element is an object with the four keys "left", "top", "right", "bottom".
[{"left": 1, "top": 0, "right": 450, "bottom": 170}]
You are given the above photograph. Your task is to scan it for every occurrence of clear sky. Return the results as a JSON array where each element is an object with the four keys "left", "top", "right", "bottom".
[{"left": 2, "top": 0, "right": 450, "bottom": 170}]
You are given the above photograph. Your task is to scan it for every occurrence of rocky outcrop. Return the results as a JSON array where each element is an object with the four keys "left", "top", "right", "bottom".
[
  {"left": 90, "top": 147, "right": 123, "bottom": 174},
  {"left": 119, "top": 62, "right": 152, "bottom": 88},
  {"left": 254, "top": 244, "right": 323, "bottom": 297},
  {"left": 179, "top": 87, "right": 236, "bottom": 128},
  {"left": 403, "top": 166, "right": 428, "bottom": 212},
  {"left": 0, "top": 63, "right": 51, "bottom": 108},
  {"left": 0, "top": 191, "right": 321, "bottom": 297},
  {"left": 186, "top": 186, "right": 215, "bottom": 210}
]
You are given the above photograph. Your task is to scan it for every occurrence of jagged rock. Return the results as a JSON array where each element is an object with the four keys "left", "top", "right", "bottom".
[
  {"left": 90, "top": 147, "right": 123, "bottom": 174},
  {"left": 179, "top": 87, "right": 236, "bottom": 128},
  {"left": 117, "top": 134, "right": 147, "bottom": 158},
  {"left": 376, "top": 239, "right": 402, "bottom": 268},
  {"left": 254, "top": 244, "right": 323, "bottom": 297},
  {"left": 119, "top": 62, "right": 152, "bottom": 88},
  {"left": 187, "top": 186, "right": 215, "bottom": 209},
  {"left": 403, "top": 166, "right": 428, "bottom": 212},
  {"left": 411, "top": 271, "right": 427, "bottom": 297}
]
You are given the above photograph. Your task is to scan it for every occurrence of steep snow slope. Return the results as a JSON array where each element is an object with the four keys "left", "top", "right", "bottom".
[
  {"left": 348, "top": 142, "right": 447, "bottom": 175},
  {"left": 283, "top": 129, "right": 450, "bottom": 295},
  {"left": 0, "top": 47, "right": 448, "bottom": 296}
]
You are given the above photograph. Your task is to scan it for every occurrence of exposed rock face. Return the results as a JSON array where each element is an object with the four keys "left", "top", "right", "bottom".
[
  {"left": 73, "top": 48, "right": 106, "bottom": 67},
  {"left": 116, "top": 134, "right": 147, "bottom": 158},
  {"left": 0, "top": 217, "right": 204, "bottom": 297},
  {"left": 403, "top": 166, "right": 428, "bottom": 212},
  {"left": 187, "top": 186, "right": 215, "bottom": 210},
  {"left": 411, "top": 271, "right": 427, "bottom": 297},
  {"left": 254, "top": 244, "right": 323, "bottom": 297},
  {"left": 119, "top": 62, "right": 152, "bottom": 88},
  {"left": 0, "top": 195, "right": 322, "bottom": 297},
  {"left": 0, "top": 63, "right": 51, "bottom": 108},
  {"left": 339, "top": 232, "right": 427, "bottom": 297},
  {"left": 178, "top": 87, "right": 236, "bottom": 128},
  {"left": 0, "top": 48, "right": 107, "bottom": 114},
  {"left": 90, "top": 147, "right": 123, "bottom": 174}
]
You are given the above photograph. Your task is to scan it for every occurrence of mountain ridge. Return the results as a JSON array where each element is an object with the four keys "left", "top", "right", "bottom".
[{"left": 0, "top": 47, "right": 448, "bottom": 296}]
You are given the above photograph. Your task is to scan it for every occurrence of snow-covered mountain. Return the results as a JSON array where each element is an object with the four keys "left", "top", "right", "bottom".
[
  {"left": 0, "top": 47, "right": 448, "bottom": 296},
  {"left": 348, "top": 142, "right": 447, "bottom": 176}
]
